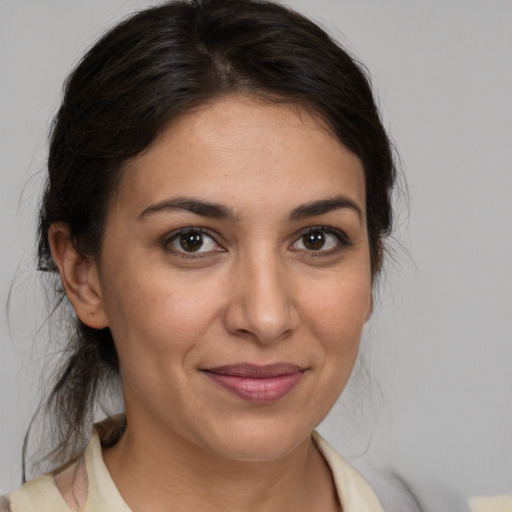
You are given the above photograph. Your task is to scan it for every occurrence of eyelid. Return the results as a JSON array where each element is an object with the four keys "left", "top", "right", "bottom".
[
  {"left": 290, "top": 225, "right": 353, "bottom": 253},
  {"left": 162, "top": 224, "right": 352, "bottom": 259},
  {"left": 163, "top": 227, "right": 225, "bottom": 256}
]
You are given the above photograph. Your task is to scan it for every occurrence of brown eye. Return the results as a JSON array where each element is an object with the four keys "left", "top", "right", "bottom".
[
  {"left": 291, "top": 227, "right": 347, "bottom": 253},
  {"left": 303, "top": 231, "right": 326, "bottom": 250},
  {"left": 167, "top": 229, "right": 221, "bottom": 255},
  {"left": 179, "top": 232, "right": 204, "bottom": 252}
]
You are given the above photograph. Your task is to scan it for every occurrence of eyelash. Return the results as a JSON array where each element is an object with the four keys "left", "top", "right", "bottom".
[
  {"left": 163, "top": 225, "right": 352, "bottom": 259},
  {"left": 290, "top": 226, "right": 353, "bottom": 256},
  {"left": 163, "top": 227, "right": 224, "bottom": 259}
]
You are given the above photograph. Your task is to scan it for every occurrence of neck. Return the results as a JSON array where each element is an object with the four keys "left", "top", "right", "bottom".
[{"left": 102, "top": 418, "right": 339, "bottom": 512}]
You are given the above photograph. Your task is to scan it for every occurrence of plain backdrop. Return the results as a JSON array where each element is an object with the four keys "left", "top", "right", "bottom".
[{"left": 1, "top": 0, "right": 511, "bottom": 498}]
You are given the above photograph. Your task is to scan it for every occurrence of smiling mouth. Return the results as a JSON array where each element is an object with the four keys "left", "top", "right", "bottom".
[{"left": 202, "top": 363, "right": 306, "bottom": 403}]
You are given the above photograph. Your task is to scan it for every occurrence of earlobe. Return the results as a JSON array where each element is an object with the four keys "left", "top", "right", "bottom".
[{"left": 48, "top": 223, "right": 109, "bottom": 329}]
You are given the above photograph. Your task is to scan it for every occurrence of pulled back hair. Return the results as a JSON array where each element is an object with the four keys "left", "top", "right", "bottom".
[{"left": 33, "top": 0, "right": 396, "bottom": 471}]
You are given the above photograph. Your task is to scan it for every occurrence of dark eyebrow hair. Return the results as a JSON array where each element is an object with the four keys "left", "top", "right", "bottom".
[
  {"left": 138, "top": 197, "right": 237, "bottom": 221},
  {"left": 288, "top": 195, "right": 363, "bottom": 221},
  {"left": 138, "top": 195, "right": 362, "bottom": 222}
]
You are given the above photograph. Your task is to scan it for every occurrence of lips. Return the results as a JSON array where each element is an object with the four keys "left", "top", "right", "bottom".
[{"left": 202, "top": 363, "right": 305, "bottom": 403}]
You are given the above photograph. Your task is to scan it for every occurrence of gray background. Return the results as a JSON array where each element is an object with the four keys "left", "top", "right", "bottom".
[{"left": 1, "top": 0, "right": 511, "bottom": 498}]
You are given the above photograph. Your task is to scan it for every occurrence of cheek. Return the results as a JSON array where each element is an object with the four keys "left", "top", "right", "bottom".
[
  {"left": 100, "top": 266, "right": 222, "bottom": 361},
  {"left": 310, "top": 274, "right": 371, "bottom": 329},
  {"left": 304, "top": 272, "right": 371, "bottom": 364}
]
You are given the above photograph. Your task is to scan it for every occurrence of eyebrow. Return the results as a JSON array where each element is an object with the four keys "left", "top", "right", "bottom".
[
  {"left": 288, "top": 196, "right": 363, "bottom": 221},
  {"left": 138, "top": 195, "right": 362, "bottom": 222},
  {"left": 138, "top": 197, "right": 237, "bottom": 221}
]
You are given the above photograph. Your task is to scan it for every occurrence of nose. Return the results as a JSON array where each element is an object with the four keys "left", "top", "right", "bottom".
[{"left": 223, "top": 251, "right": 299, "bottom": 344}]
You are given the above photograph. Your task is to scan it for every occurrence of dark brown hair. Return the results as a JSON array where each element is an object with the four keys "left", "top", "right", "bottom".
[{"left": 32, "top": 0, "right": 396, "bottom": 472}]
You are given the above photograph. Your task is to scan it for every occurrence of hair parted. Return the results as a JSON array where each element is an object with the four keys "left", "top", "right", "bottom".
[{"left": 33, "top": 0, "right": 396, "bottom": 471}]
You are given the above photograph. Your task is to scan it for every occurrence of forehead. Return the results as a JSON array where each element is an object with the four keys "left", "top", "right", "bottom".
[{"left": 116, "top": 96, "right": 366, "bottom": 219}]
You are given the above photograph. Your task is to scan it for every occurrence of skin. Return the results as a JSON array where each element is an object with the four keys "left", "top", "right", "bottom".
[{"left": 50, "top": 95, "right": 372, "bottom": 512}]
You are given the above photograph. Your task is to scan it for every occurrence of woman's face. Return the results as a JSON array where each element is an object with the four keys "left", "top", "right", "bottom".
[{"left": 95, "top": 96, "right": 371, "bottom": 461}]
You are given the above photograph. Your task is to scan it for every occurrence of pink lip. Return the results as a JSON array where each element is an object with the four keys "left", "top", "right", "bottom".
[{"left": 202, "top": 363, "right": 305, "bottom": 403}]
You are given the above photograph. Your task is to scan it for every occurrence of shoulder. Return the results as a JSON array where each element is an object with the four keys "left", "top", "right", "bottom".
[
  {"left": 313, "top": 431, "right": 477, "bottom": 512},
  {"left": 0, "top": 426, "right": 121, "bottom": 512},
  {"left": 313, "top": 432, "right": 384, "bottom": 512},
  {"left": 0, "top": 494, "right": 11, "bottom": 512},
  {"left": 0, "top": 474, "right": 71, "bottom": 512},
  {"left": 469, "top": 494, "right": 512, "bottom": 512},
  {"left": 368, "top": 472, "right": 472, "bottom": 512}
]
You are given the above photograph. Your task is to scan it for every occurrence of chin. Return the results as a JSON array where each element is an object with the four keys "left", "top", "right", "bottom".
[{"left": 199, "top": 418, "right": 314, "bottom": 463}]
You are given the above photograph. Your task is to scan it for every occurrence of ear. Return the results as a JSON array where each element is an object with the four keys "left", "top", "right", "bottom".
[{"left": 49, "top": 223, "right": 109, "bottom": 329}]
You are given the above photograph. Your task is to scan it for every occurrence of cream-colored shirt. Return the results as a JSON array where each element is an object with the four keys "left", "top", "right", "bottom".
[
  {"left": 2, "top": 432, "right": 384, "bottom": 512},
  {"left": 469, "top": 494, "right": 512, "bottom": 512}
]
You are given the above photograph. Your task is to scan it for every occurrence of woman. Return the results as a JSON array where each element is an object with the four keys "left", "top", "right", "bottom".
[{"left": 0, "top": 0, "right": 497, "bottom": 511}]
